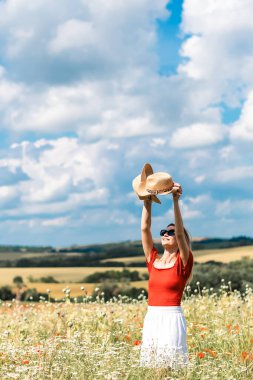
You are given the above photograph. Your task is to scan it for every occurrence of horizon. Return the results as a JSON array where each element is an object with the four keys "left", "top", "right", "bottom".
[
  {"left": 1, "top": 0, "right": 253, "bottom": 245},
  {"left": 1, "top": 234, "right": 253, "bottom": 249}
]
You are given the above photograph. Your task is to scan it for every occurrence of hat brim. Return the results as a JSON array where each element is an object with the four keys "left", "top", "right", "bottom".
[
  {"left": 138, "top": 194, "right": 161, "bottom": 204},
  {"left": 132, "top": 165, "right": 161, "bottom": 204},
  {"left": 141, "top": 163, "right": 153, "bottom": 181},
  {"left": 132, "top": 163, "right": 153, "bottom": 197}
]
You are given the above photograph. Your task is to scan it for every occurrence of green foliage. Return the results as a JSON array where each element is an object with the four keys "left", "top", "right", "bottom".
[
  {"left": 0, "top": 286, "right": 15, "bottom": 300},
  {"left": 20, "top": 288, "right": 52, "bottom": 302},
  {"left": 0, "top": 286, "right": 52, "bottom": 301},
  {"left": 13, "top": 276, "right": 24, "bottom": 285},
  {"left": 84, "top": 269, "right": 148, "bottom": 283},
  {"left": 39, "top": 276, "right": 59, "bottom": 283},
  {"left": 28, "top": 275, "right": 59, "bottom": 283},
  {"left": 190, "top": 258, "right": 253, "bottom": 292},
  {"left": 0, "top": 245, "right": 54, "bottom": 252},
  {"left": 191, "top": 236, "right": 253, "bottom": 250}
]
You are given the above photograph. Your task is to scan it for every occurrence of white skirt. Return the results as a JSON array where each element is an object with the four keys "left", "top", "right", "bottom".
[{"left": 139, "top": 306, "right": 189, "bottom": 369}]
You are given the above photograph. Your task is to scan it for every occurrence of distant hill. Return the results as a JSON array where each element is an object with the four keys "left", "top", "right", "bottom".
[
  {"left": 190, "top": 236, "right": 253, "bottom": 250},
  {"left": 0, "top": 245, "right": 54, "bottom": 253},
  {"left": 57, "top": 236, "right": 253, "bottom": 253},
  {"left": 0, "top": 236, "right": 253, "bottom": 267}
]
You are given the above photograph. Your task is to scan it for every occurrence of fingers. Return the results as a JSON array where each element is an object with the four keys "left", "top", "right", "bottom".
[
  {"left": 172, "top": 182, "right": 183, "bottom": 195},
  {"left": 172, "top": 187, "right": 182, "bottom": 194},
  {"left": 172, "top": 184, "right": 182, "bottom": 200}
]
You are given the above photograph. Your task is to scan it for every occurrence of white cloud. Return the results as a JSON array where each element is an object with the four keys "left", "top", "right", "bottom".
[
  {"left": 0, "top": 137, "right": 114, "bottom": 214},
  {"left": 5, "top": 84, "right": 99, "bottom": 133},
  {"left": 182, "top": 149, "right": 212, "bottom": 170},
  {"left": 0, "top": 0, "right": 236, "bottom": 144},
  {"left": 6, "top": 28, "right": 34, "bottom": 58},
  {"left": 194, "top": 175, "right": 205, "bottom": 184},
  {"left": 49, "top": 19, "right": 97, "bottom": 53},
  {"left": 2, "top": 189, "right": 109, "bottom": 218},
  {"left": 0, "top": 0, "right": 168, "bottom": 83},
  {"left": 170, "top": 123, "right": 225, "bottom": 148},
  {"left": 164, "top": 196, "right": 206, "bottom": 222},
  {"left": 0, "top": 73, "right": 161, "bottom": 137},
  {"left": 68, "top": 208, "right": 139, "bottom": 227},
  {"left": 0, "top": 67, "right": 24, "bottom": 109},
  {"left": 180, "top": 202, "right": 202, "bottom": 219},
  {"left": 0, "top": 185, "right": 19, "bottom": 207},
  {"left": 219, "top": 146, "right": 235, "bottom": 160},
  {"left": 217, "top": 166, "right": 253, "bottom": 182},
  {"left": 41, "top": 217, "right": 69, "bottom": 227},
  {"left": 182, "top": 0, "right": 253, "bottom": 34},
  {"left": 0, "top": 216, "right": 68, "bottom": 229},
  {"left": 180, "top": 0, "right": 253, "bottom": 105},
  {"left": 0, "top": 0, "right": 253, "bottom": 243},
  {"left": 0, "top": 0, "right": 224, "bottom": 142},
  {"left": 215, "top": 198, "right": 253, "bottom": 219},
  {"left": 83, "top": 115, "right": 160, "bottom": 140},
  {"left": 185, "top": 194, "right": 211, "bottom": 206},
  {"left": 215, "top": 199, "right": 232, "bottom": 217},
  {"left": 230, "top": 91, "right": 253, "bottom": 141},
  {"left": 150, "top": 138, "right": 166, "bottom": 147}
]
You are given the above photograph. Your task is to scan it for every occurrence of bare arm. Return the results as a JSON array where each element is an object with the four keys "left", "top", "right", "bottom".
[
  {"left": 141, "top": 197, "right": 154, "bottom": 262},
  {"left": 172, "top": 186, "right": 190, "bottom": 266}
]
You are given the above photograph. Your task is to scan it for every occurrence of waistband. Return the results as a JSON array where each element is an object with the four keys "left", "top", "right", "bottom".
[{"left": 147, "top": 305, "right": 183, "bottom": 313}]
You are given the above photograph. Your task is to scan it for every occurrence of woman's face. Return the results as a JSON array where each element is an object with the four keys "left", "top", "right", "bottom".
[{"left": 160, "top": 225, "right": 178, "bottom": 249}]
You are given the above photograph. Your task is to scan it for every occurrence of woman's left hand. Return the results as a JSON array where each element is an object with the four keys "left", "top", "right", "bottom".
[{"left": 172, "top": 182, "right": 182, "bottom": 199}]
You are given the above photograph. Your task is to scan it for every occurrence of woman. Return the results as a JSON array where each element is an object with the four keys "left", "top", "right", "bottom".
[{"left": 139, "top": 183, "right": 193, "bottom": 370}]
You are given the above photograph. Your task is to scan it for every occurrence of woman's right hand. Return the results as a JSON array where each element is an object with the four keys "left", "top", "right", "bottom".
[
  {"left": 143, "top": 195, "right": 152, "bottom": 203},
  {"left": 172, "top": 183, "right": 182, "bottom": 199}
]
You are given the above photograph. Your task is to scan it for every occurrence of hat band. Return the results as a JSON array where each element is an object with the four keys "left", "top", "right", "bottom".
[{"left": 146, "top": 186, "right": 173, "bottom": 195}]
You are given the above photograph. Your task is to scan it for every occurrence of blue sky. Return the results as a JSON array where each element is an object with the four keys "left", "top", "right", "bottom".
[{"left": 0, "top": 0, "right": 253, "bottom": 246}]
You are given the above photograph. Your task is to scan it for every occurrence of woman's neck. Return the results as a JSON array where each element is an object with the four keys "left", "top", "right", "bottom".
[{"left": 161, "top": 248, "right": 178, "bottom": 261}]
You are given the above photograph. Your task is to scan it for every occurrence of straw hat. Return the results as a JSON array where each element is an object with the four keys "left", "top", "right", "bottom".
[
  {"left": 132, "top": 163, "right": 161, "bottom": 204},
  {"left": 133, "top": 164, "right": 174, "bottom": 202}
]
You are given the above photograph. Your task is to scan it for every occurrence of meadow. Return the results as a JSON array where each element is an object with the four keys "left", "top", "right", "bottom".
[
  {"left": 0, "top": 284, "right": 252, "bottom": 379},
  {"left": 0, "top": 267, "right": 148, "bottom": 299}
]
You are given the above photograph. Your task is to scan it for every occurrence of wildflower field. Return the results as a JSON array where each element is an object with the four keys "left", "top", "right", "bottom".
[{"left": 0, "top": 283, "right": 252, "bottom": 380}]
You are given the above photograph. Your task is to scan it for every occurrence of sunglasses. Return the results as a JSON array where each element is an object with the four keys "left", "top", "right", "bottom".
[{"left": 160, "top": 229, "right": 175, "bottom": 237}]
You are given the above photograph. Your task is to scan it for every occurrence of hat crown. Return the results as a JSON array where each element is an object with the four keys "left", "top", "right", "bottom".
[
  {"left": 146, "top": 172, "right": 173, "bottom": 193},
  {"left": 132, "top": 165, "right": 173, "bottom": 201}
]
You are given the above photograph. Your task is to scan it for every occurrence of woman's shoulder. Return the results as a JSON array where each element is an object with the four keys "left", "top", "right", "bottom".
[{"left": 178, "top": 249, "right": 193, "bottom": 276}]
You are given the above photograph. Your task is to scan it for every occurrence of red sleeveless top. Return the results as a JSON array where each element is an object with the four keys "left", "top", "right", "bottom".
[{"left": 145, "top": 246, "right": 193, "bottom": 306}]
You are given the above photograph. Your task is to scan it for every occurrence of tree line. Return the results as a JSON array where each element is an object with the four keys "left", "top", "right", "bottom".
[
  {"left": 0, "top": 236, "right": 253, "bottom": 268},
  {"left": 0, "top": 258, "right": 251, "bottom": 302}
]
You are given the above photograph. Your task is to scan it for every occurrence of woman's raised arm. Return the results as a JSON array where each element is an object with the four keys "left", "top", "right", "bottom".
[
  {"left": 172, "top": 185, "right": 190, "bottom": 266},
  {"left": 141, "top": 197, "right": 154, "bottom": 262}
]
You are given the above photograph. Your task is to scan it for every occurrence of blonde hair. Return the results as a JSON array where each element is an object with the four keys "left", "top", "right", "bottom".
[{"left": 167, "top": 223, "right": 194, "bottom": 284}]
